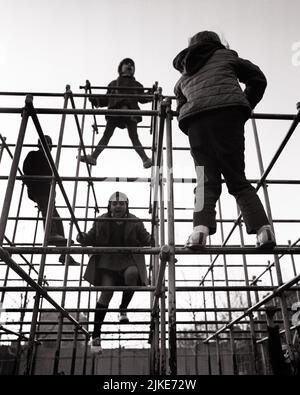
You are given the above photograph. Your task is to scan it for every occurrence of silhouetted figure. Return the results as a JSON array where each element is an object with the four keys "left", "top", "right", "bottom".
[
  {"left": 23, "top": 135, "right": 79, "bottom": 265},
  {"left": 79, "top": 58, "right": 152, "bottom": 168},
  {"left": 173, "top": 31, "right": 276, "bottom": 249},
  {"left": 265, "top": 305, "right": 300, "bottom": 375}
]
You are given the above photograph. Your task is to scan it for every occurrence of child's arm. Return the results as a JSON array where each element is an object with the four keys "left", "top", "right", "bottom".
[
  {"left": 89, "top": 94, "right": 108, "bottom": 108},
  {"left": 174, "top": 81, "right": 187, "bottom": 113},
  {"left": 137, "top": 221, "right": 152, "bottom": 246},
  {"left": 76, "top": 220, "right": 97, "bottom": 245},
  {"left": 236, "top": 57, "right": 267, "bottom": 109},
  {"left": 136, "top": 81, "right": 154, "bottom": 104},
  {"left": 89, "top": 81, "right": 116, "bottom": 108}
]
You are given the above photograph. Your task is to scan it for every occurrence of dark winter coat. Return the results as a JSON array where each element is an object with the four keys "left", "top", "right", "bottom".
[
  {"left": 90, "top": 75, "right": 151, "bottom": 127},
  {"left": 173, "top": 45, "right": 267, "bottom": 134},
  {"left": 81, "top": 213, "right": 151, "bottom": 286},
  {"left": 23, "top": 150, "right": 52, "bottom": 198}
]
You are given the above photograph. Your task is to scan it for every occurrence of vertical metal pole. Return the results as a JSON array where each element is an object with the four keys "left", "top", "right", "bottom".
[
  {"left": 252, "top": 275, "right": 268, "bottom": 374},
  {"left": 83, "top": 286, "right": 93, "bottom": 376},
  {"left": 165, "top": 99, "right": 177, "bottom": 375},
  {"left": 150, "top": 95, "right": 165, "bottom": 375},
  {"left": 288, "top": 240, "right": 300, "bottom": 301},
  {"left": 52, "top": 87, "right": 72, "bottom": 375},
  {"left": 0, "top": 99, "right": 30, "bottom": 243},
  {"left": 14, "top": 210, "right": 41, "bottom": 374},
  {"left": 0, "top": 181, "right": 27, "bottom": 343},
  {"left": 70, "top": 85, "right": 89, "bottom": 375},
  {"left": 210, "top": 265, "right": 223, "bottom": 375},
  {"left": 118, "top": 329, "right": 122, "bottom": 375},
  {"left": 267, "top": 261, "right": 275, "bottom": 292},
  {"left": 236, "top": 206, "right": 259, "bottom": 374},
  {"left": 217, "top": 200, "right": 238, "bottom": 374},
  {"left": 78, "top": 82, "right": 101, "bottom": 375},
  {"left": 208, "top": 235, "right": 223, "bottom": 375},
  {"left": 159, "top": 175, "right": 167, "bottom": 375},
  {"left": 0, "top": 135, "right": 6, "bottom": 163},
  {"left": 148, "top": 85, "right": 160, "bottom": 212},
  {"left": 25, "top": 94, "right": 69, "bottom": 375},
  {"left": 0, "top": 101, "right": 30, "bottom": 345},
  {"left": 0, "top": 182, "right": 27, "bottom": 296},
  {"left": 149, "top": 229, "right": 160, "bottom": 374},
  {"left": 202, "top": 287, "right": 212, "bottom": 375},
  {"left": 251, "top": 118, "right": 293, "bottom": 356}
]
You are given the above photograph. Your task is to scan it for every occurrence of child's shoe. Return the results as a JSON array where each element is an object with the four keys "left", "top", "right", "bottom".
[
  {"left": 118, "top": 311, "right": 129, "bottom": 323},
  {"left": 143, "top": 158, "right": 152, "bottom": 169},
  {"left": 90, "top": 337, "right": 102, "bottom": 354},
  {"left": 256, "top": 225, "right": 276, "bottom": 249},
  {"left": 79, "top": 154, "right": 97, "bottom": 166},
  {"left": 47, "top": 234, "right": 68, "bottom": 246},
  {"left": 185, "top": 225, "right": 209, "bottom": 249},
  {"left": 59, "top": 255, "right": 80, "bottom": 266}
]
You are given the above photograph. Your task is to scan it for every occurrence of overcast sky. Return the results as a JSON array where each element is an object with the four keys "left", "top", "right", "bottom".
[
  {"left": 1, "top": 0, "right": 298, "bottom": 238},
  {"left": 0, "top": 0, "right": 299, "bottom": 347}
]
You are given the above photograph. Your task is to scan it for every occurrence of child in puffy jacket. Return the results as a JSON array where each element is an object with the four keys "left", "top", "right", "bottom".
[
  {"left": 80, "top": 58, "right": 152, "bottom": 169},
  {"left": 173, "top": 31, "right": 276, "bottom": 249}
]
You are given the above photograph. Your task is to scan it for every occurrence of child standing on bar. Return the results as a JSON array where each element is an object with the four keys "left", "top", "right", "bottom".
[
  {"left": 23, "top": 135, "right": 79, "bottom": 265},
  {"left": 76, "top": 191, "right": 151, "bottom": 352},
  {"left": 80, "top": 58, "right": 153, "bottom": 169},
  {"left": 173, "top": 31, "right": 276, "bottom": 249}
]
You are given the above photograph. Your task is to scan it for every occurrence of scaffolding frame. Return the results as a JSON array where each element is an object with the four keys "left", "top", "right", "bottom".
[{"left": 0, "top": 88, "right": 299, "bottom": 375}]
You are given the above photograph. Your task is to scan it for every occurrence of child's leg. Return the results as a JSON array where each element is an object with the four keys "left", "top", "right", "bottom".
[
  {"left": 35, "top": 193, "right": 65, "bottom": 238},
  {"left": 92, "top": 271, "right": 115, "bottom": 339},
  {"left": 120, "top": 266, "right": 139, "bottom": 309},
  {"left": 51, "top": 205, "right": 65, "bottom": 238},
  {"left": 127, "top": 121, "right": 150, "bottom": 162},
  {"left": 214, "top": 110, "right": 269, "bottom": 234},
  {"left": 92, "top": 119, "right": 116, "bottom": 159},
  {"left": 188, "top": 118, "right": 222, "bottom": 235}
]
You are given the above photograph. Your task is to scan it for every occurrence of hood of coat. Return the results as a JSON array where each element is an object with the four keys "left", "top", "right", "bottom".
[
  {"left": 173, "top": 41, "right": 226, "bottom": 76},
  {"left": 118, "top": 58, "right": 135, "bottom": 76},
  {"left": 173, "top": 30, "right": 226, "bottom": 76}
]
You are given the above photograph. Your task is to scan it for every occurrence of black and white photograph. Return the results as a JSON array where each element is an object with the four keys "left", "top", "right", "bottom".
[{"left": 0, "top": 0, "right": 299, "bottom": 382}]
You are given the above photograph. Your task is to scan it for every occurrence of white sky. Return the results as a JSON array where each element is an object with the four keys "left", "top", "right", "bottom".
[{"left": 0, "top": 0, "right": 300, "bottom": 350}]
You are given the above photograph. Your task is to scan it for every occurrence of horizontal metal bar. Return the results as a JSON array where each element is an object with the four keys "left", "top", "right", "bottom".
[
  {"left": 0, "top": 286, "right": 155, "bottom": 292},
  {"left": 0, "top": 262, "right": 278, "bottom": 269},
  {"left": 0, "top": 337, "right": 150, "bottom": 342},
  {"left": 0, "top": 336, "right": 260, "bottom": 342},
  {"left": 174, "top": 246, "right": 300, "bottom": 254},
  {"left": 171, "top": 110, "right": 297, "bottom": 121},
  {"left": 0, "top": 318, "right": 282, "bottom": 325},
  {"left": 5, "top": 216, "right": 156, "bottom": 223},
  {"left": 0, "top": 285, "right": 299, "bottom": 292},
  {"left": 3, "top": 175, "right": 300, "bottom": 185},
  {"left": 3, "top": 246, "right": 161, "bottom": 254},
  {"left": 3, "top": 308, "right": 152, "bottom": 313},
  {"left": 4, "top": 217, "right": 299, "bottom": 226},
  {"left": 0, "top": 90, "right": 154, "bottom": 97},
  {"left": 0, "top": 107, "right": 158, "bottom": 116},
  {"left": 176, "top": 285, "right": 300, "bottom": 291},
  {"left": 2, "top": 319, "right": 273, "bottom": 326},
  {"left": 7, "top": 326, "right": 270, "bottom": 336},
  {"left": 79, "top": 85, "right": 154, "bottom": 91},
  {"left": 3, "top": 246, "right": 300, "bottom": 255}
]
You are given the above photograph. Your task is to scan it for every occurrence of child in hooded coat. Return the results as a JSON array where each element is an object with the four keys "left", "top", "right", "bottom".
[
  {"left": 80, "top": 58, "right": 152, "bottom": 169},
  {"left": 173, "top": 31, "right": 276, "bottom": 249},
  {"left": 77, "top": 191, "right": 151, "bottom": 351}
]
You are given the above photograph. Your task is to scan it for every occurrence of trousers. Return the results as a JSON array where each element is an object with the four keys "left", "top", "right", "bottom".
[{"left": 187, "top": 108, "right": 269, "bottom": 234}]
